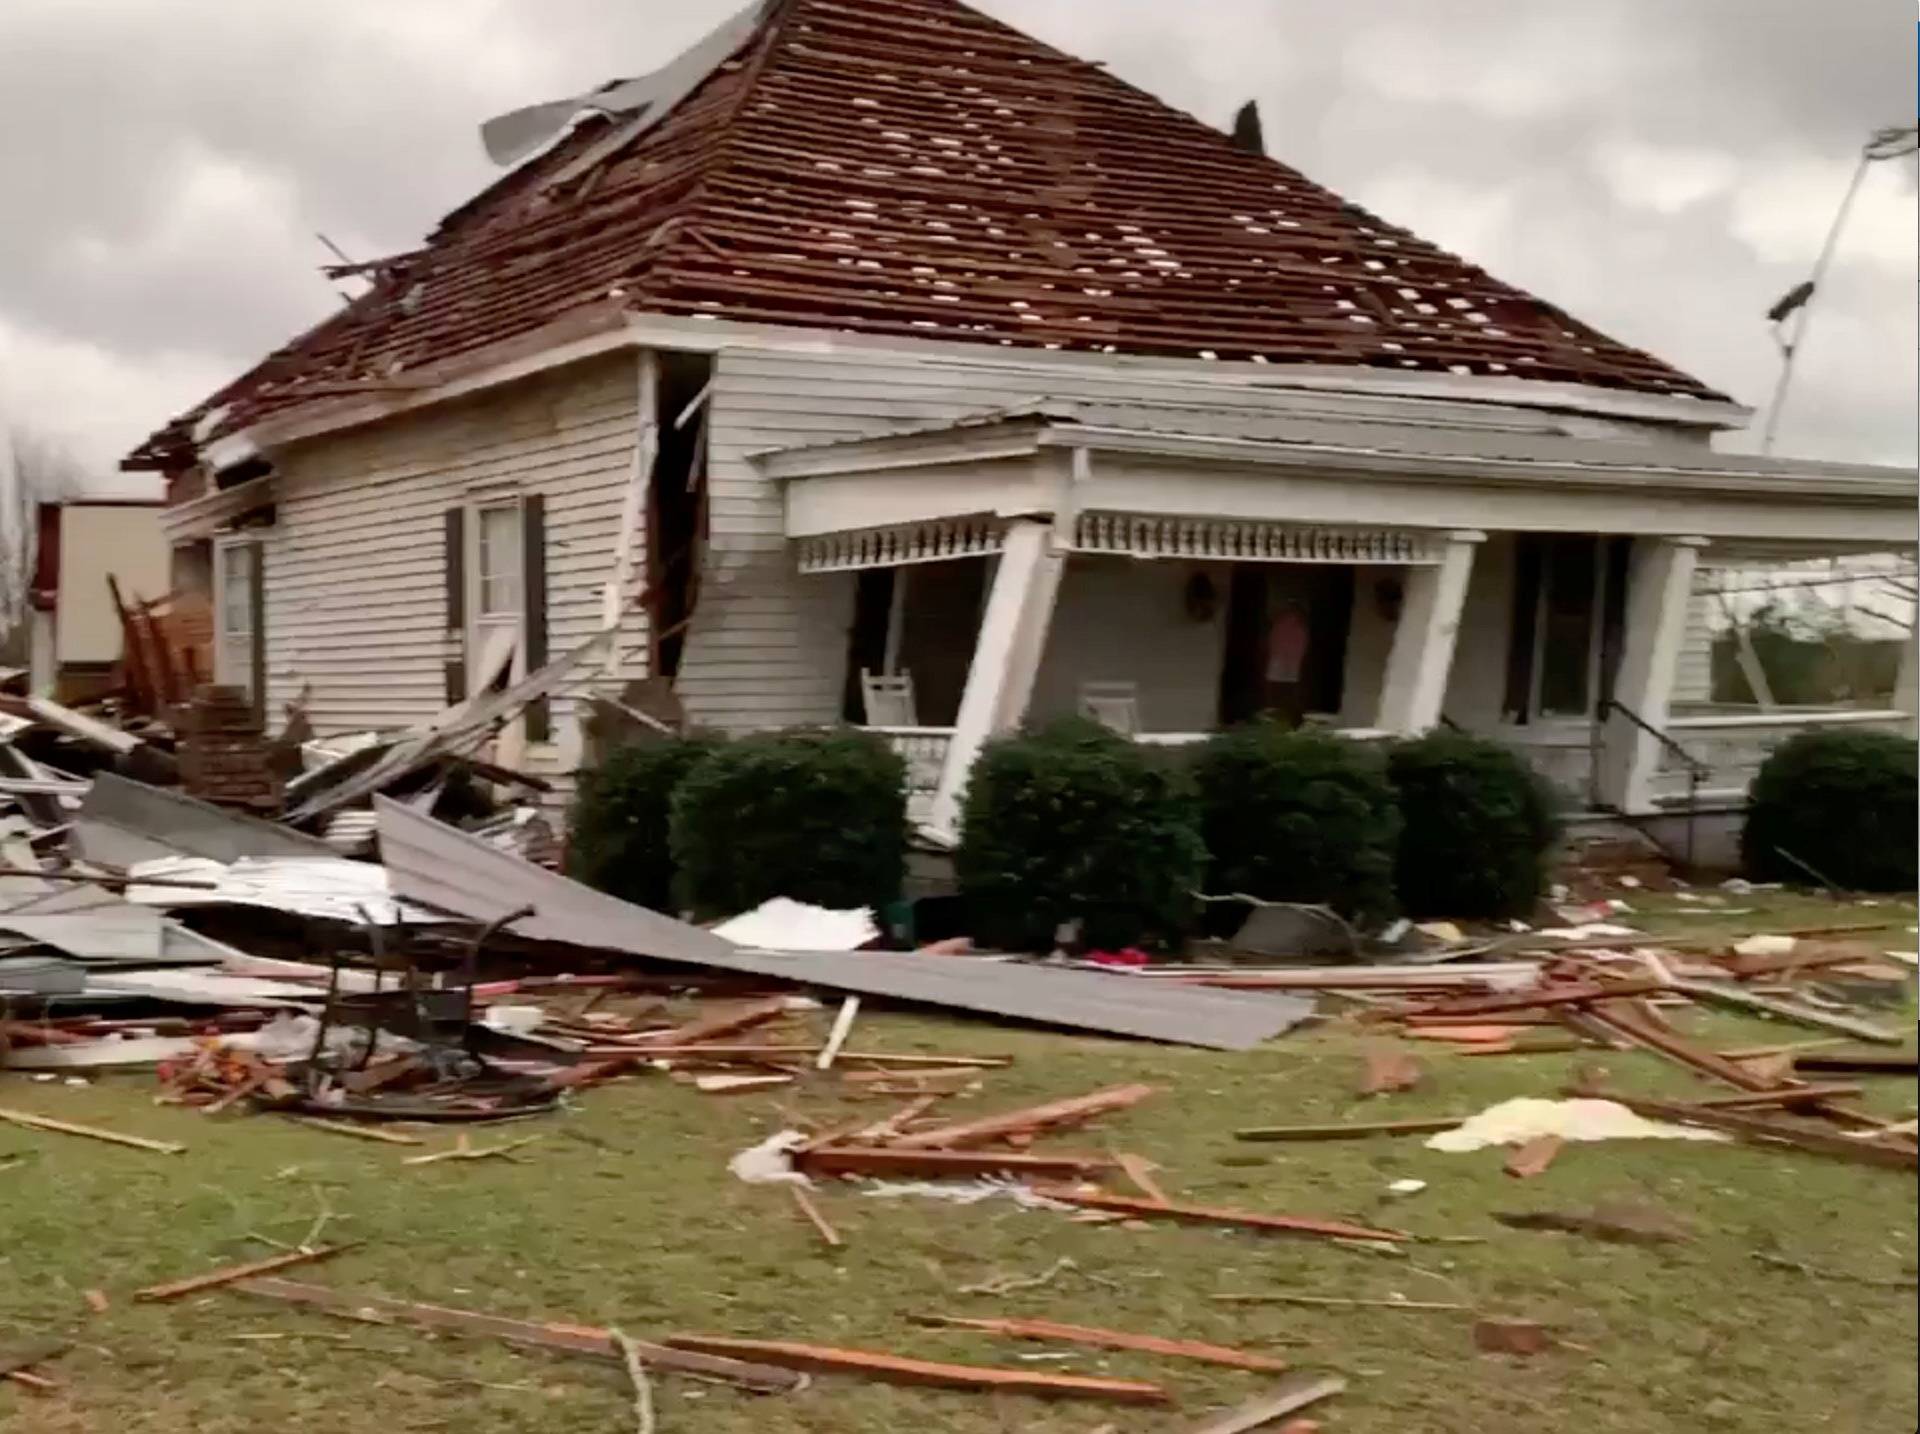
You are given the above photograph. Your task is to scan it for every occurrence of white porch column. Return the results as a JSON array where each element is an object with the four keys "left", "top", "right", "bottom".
[
  {"left": 1895, "top": 626, "right": 1918, "bottom": 723},
  {"left": 926, "top": 519, "right": 1064, "bottom": 834},
  {"left": 1376, "top": 530, "right": 1482, "bottom": 734},
  {"left": 1597, "top": 535, "right": 1708, "bottom": 813}
]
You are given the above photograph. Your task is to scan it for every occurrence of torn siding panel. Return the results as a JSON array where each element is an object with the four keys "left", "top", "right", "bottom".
[{"left": 261, "top": 353, "right": 649, "bottom": 769}]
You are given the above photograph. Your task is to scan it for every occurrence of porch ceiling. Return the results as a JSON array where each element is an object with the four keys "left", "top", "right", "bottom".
[{"left": 765, "top": 402, "right": 1917, "bottom": 550}]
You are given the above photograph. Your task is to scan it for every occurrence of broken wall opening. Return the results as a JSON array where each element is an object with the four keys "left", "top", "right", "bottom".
[{"left": 647, "top": 351, "right": 712, "bottom": 680}]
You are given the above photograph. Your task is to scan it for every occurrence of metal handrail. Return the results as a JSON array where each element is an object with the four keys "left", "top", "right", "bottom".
[{"left": 1597, "top": 697, "right": 1706, "bottom": 869}]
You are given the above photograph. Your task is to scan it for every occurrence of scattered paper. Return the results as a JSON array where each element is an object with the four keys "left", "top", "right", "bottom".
[
  {"left": 1426, "top": 1098, "right": 1729, "bottom": 1153},
  {"left": 726, "top": 1129, "right": 812, "bottom": 1186},
  {"left": 1733, "top": 934, "right": 1797, "bottom": 959},
  {"left": 713, "top": 897, "right": 879, "bottom": 951}
]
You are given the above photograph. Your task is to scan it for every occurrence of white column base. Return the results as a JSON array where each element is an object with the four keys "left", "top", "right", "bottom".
[
  {"left": 1597, "top": 536, "right": 1707, "bottom": 813},
  {"left": 926, "top": 520, "right": 1064, "bottom": 835},
  {"left": 1376, "top": 531, "right": 1482, "bottom": 734}
]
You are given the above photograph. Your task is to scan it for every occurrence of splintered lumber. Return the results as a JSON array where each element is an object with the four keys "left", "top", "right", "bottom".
[
  {"left": 636, "top": 996, "right": 791, "bottom": 1048},
  {"left": 1235, "top": 1116, "right": 1466, "bottom": 1143},
  {"left": 1794, "top": 1050, "right": 1920, "bottom": 1075},
  {"left": 1569, "top": 1088, "right": 1919, "bottom": 1172},
  {"left": 0, "top": 1340, "right": 68, "bottom": 1381},
  {"left": 888, "top": 1083, "right": 1156, "bottom": 1150},
  {"left": 625, "top": 1046, "right": 1009, "bottom": 1068},
  {"left": 1186, "top": 1372, "right": 1347, "bottom": 1434},
  {"left": 1358, "top": 1049, "right": 1423, "bottom": 1094},
  {"left": 918, "top": 1313, "right": 1289, "bottom": 1373},
  {"left": 135, "top": 1244, "right": 354, "bottom": 1303},
  {"left": 1585, "top": 1002, "right": 1780, "bottom": 1091},
  {"left": 1668, "top": 979, "right": 1906, "bottom": 1045},
  {"left": 1029, "top": 1187, "right": 1408, "bottom": 1243},
  {"left": 1212, "top": 1293, "right": 1467, "bottom": 1313},
  {"left": 0, "top": 1107, "right": 185, "bottom": 1155},
  {"left": 1424, "top": 976, "right": 1670, "bottom": 1019},
  {"left": 848, "top": 1093, "right": 947, "bottom": 1144},
  {"left": 796, "top": 1146, "right": 1118, "bottom": 1181},
  {"left": 233, "top": 1278, "right": 804, "bottom": 1393},
  {"left": 1503, "top": 1134, "right": 1564, "bottom": 1179},
  {"left": 788, "top": 1185, "right": 842, "bottom": 1248},
  {"left": 1688, "top": 1083, "right": 1864, "bottom": 1110},
  {"left": 1403, "top": 1025, "right": 1532, "bottom": 1045},
  {"left": 1473, "top": 1318, "right": 1555, "bottom": 1355},
  {"left": 1118, "top": 1152, "right": 1171, "bottom": 1204},
  {"left": 285, "top": 1116, "right": 424, "bottom": 1146},
  {"left": 661, "top": 1334, "right": 1169, "bottom": 1404},
  {"left": 1458, "top": 1037, "right": 1583, "bottom": 1057}
]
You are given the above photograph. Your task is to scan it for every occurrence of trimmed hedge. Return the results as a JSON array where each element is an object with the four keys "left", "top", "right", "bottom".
[
  {"left": 957, "top": 716, "right": 1203, "bottom": 951},
  {"left": 1192, "top": 722, "right": 1401, "bottom": 924},
  {"left": 669, "top": 728, "right": 907, "bottom": 918},
  {"left": 566, "top": 734, "right": 724, "bottom": 911},
  {"left": 1743, "top": 727, "right": 1917, "bottom": 891},
  {"left": 1389, "top": 730, "right": 1559, "bottom": 919}
]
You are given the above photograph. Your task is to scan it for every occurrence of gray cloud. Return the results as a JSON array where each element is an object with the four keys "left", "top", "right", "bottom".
[{"left": 1, "top": 0, "right": 1912, "bottom": 477}]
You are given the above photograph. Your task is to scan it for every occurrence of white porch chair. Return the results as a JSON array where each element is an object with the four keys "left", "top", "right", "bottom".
[
  {"left": 859, "top": 669, "right": 919, "bottom": 727},
  {"left": 1078, "top": 680, "right": 1141, "bottom": 735}
]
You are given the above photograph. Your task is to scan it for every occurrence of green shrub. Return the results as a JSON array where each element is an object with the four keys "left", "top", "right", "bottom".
[
  {"left": 1192, "top": 722, "right": 1401, "bottom": 924},
  {"left": 566, "top": 734, "right": 724, "bottom": 911},
  {"left": 1389, "top": 731, "right": 1559, "bottom": 918},
  {"left": 669, "top": 728, "right": 907, "bottom": 918},
  {"left": 957, "top": 716, "right": 1203, "bottom": 951},
  {"left": 1743, "top": 727, "right": 1917, "bottom": 891}
]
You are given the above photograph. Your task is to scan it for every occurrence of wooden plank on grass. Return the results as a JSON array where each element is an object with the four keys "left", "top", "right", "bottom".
[
  {"left": 888, "top": 1083, "right": 1155, "bottom": 1150},
  {"left": 1566, "top": 1087, "right": 1919, "bottom": 1172},
  {"left": 918, "top": 1313, "right": 1288, "bottom": 1372},
  {"left": 233, "top": 1278, "right": 804, "bottom": 1393},
  {"left": 0, "top": 1107, "right": 184, "bottom": 1154},
  {"left": 795, "top": 1145, "right": 1117, "bottom": 1181},
  {"left": 135, "top": 1244, "right": 354, "bottom": 1302},
  {"left": 1185, "top": 1371, "right": 1347, "bottom": 1433},
  {"left": 1409, "top": 977, "right": 1666, "bottom": 1020},
  {"left": 789, "top": 1185, "right": 842, "bottom": 1248},
  {"left": 1028, "top": 1187, "right": 1407, "bottom": 1243},
  {"left": 1235, "top": 1116, "right": 1466, "bottom": 1143},
  {"left": 661, "top": 1334, "right": 1169, "bottom": 1403},
  {"left": 1503, "top": 1135, "right": 1563, "bottom": 1179}
]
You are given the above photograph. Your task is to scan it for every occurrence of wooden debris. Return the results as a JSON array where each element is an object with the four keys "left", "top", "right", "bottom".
[
  {"left": 0, "top": 1340, "right": 68, "bottom": 1384},
  {"left": 636, "top": 997, "right": 792, "bottom": 1048},
  {"left": 1457, "top": 1037, "right": 1583, "bottom": 1057},
  {"left": 1412, "top": 977, "right": 1665, "bottom": 1020},
  {"left": 1473, "top": 1318, "right": 1555, "bottom": 1356},
  {"left": 796, "top": 1146, "right": 1118, "bottom": 1181},
  {"left": 889, "top": 1083, "right": 1156, "bottom": 1151},
  {"left": 839, "top": 1065, "right": 985, "bottom": 1088},
  {"left": 1495, "top": 1202, "right": 1692, "bottom": 1246},
  {"left": 286, "top": 1116, "right": 423, "bottom": 1146},
  {"left": 1718, "top": 1037, "right": 1851, "bottom": 1062},
  {"left": 608, "top": 1328, "right": 656, "bottom": 1434},
  {"left": 1403, "top": 1025, "right": 1531, "bottom": 1045},
  {"left": 0, "top": 1106, "right": 185, "bottom": 1154},
  {"left": 1235, "top": 1116, "right": 1466, "bottom": 1143},
  {"left": 1585, "top": 1002, "right": 1780, "bottom": 1091},
  {"left": 661, "top": 1334, "right": 1169, "bottom": 1403},
  {"left": 1503, "top": 1134, "right": 1564, "bottom": 1179},
  {"left": 1794, "top": 1050, "right": 1920, "bottom": 1076},
  {"left": 815, "top": 996, "right": 860, "bottom": 1071},
  {"left": 1185, "top": 1371, "right": 1347, "bottom": 1434},
  {"left": 135, "top": 1243, "right": 355, "bottom": 1303},
  {"left": 1750, "top": 1251, "right": 1920, "bottom": 1289},
  {"left": 1212, "top": 1293, "right": 1467, "bottom": 1313},
  {"left": 1566, "top": 1087, "right": 1920, "bottom": 1171},
  {"left": 1689, "top": 1083, "right": 1864, "bottom": 1110},
  {"left": 918, "top": 1313, "right": 1288, "bottom": 1372},
  {"left": 82, "top": 1289, "right": 109, "bottom": 1315},
  {"left": 847, "top": 1093, "right": 947, "bottom": 1144},
  {"left": 1667, "top": 979, "right": 1906, "bottom": 1045},
  {"left": 234, "top": 1278, "right": 805, "bottom": 1393},
  {"left": 1029, "top": 1187, "right": 1408, "bottom": 1243},
  {"left": 1358, "top": 1048, "right": 1423, "bottom": 1094},
  {"left": 402, "top": 1133, "right": 541, "bottom": 1167},
  {"left": 789, "top": 1185, "right": 842, "bottom": 1248},
  {"left": 1117, "top": 1152, "right": 1171, "bottom": 1204},
  {"left": 693, "top": 1073, "right": 794, "bottom": 1094}
]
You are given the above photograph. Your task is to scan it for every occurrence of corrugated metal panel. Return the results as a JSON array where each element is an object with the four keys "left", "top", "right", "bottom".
[
  {"left": 262, "top": 352, "right": 649, "bottom": 772},
  {"left": 78, "top": 772, "right": 337, "bottom": 865},
  {"left": 375, "top": 797, "right": 1310, "bottom": 1050}
]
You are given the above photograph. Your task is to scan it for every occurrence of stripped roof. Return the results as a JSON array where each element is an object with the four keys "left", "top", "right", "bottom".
[{"left": 129, "top": 0, "right": 1724, "bottom": 469}]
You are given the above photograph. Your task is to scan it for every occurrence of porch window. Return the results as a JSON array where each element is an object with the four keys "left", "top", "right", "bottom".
[
  {"left": 213, "top": 538, "right": 261, "bottom": 702},
  {"left": 1506, "top": 535, "right": 1629, "bottom": 721}
]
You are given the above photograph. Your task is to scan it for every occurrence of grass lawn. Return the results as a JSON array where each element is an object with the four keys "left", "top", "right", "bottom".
[{"left": 2, "top": 891, "right": 1915, "bottom": 1433}]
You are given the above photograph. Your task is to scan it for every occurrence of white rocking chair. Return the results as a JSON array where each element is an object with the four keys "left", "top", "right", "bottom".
[
  {"left": 1077, "top": 680, "right": 1141, "bottom": 736},
  {"left": 859, "top": 669, "right": 919, "bottom": 727}
]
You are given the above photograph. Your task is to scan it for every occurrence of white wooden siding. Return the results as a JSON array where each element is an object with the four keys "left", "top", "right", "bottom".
[
  {"left": 261, "top": 352, "right": 645, "bottom": 775},
  {"left": 683, "top": 346, "right": 1610, "bottom": 732}
]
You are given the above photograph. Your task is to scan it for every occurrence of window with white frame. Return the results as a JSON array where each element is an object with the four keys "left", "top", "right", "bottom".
[
  {"left": 214, "top": 539, "right": 260, "bottom": 697},
  {"left": 475, "top": 501, "right": 522, "bottom": 621}
]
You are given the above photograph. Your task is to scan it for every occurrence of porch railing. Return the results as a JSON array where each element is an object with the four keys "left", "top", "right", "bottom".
[
  {"left": 1657, "top": 708, "right": 1913, "bottom": 802},
  {"left": 865, "top": 725, "right": 954, "bottom": 809}
]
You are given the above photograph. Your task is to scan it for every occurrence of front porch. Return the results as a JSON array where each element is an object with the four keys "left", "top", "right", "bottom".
[{"left": 760, "top": 404, "right": 1918, "bottom": 835}]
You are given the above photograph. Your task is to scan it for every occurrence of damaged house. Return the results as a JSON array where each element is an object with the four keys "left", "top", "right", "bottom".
[{"left": 128, "top": 0, "right": 1916, "bottom": 838}]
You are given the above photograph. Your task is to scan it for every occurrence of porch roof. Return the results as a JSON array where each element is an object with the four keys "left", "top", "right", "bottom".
[{"left": 762, "top": 400, "right": 1918, "bottom": 553}]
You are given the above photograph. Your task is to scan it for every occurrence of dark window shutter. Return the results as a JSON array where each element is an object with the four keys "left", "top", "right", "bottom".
[
  {"left": 443, "top": 508, "right": 466, "bottom": 704},
  {"left": 247, "top": 543, "right": 267, "bottom": 725},
  {"left": 522, "top": 494, "right": 550, "bottom": 741}
]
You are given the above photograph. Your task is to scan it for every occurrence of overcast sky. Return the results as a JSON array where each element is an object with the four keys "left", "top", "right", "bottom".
[{"left": 1, "top": 0, "right": 1914, "bottom": 492}]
